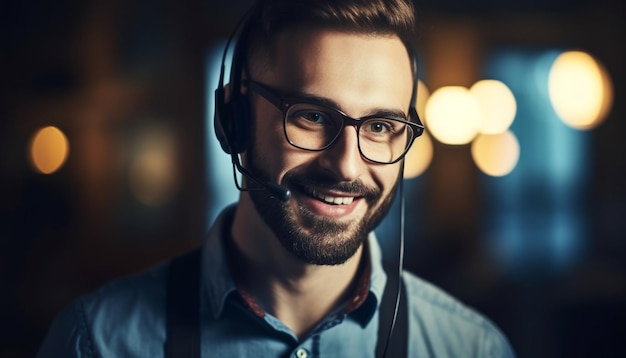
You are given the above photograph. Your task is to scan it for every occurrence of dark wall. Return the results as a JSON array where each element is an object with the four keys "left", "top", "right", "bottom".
[{"left": 1, "top": 0, "right": 624, "bottom": 357}]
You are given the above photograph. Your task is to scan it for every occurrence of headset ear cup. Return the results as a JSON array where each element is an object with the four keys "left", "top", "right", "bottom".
[
  {"left": 214, "top": 86, "right": 251, "bottom": 155},
  {"left": 228, "top": 95, "right": 251, "bottom": 154},
  {"left": 214, "top": 86, "right": 233, "bottom": 154}
]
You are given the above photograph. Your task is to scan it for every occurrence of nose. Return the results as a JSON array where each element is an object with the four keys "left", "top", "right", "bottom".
[{"left": 317, "top": 126, "right": 367, "bottom": 181}]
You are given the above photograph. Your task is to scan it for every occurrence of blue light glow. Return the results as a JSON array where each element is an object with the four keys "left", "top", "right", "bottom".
[
  {"left": 482, "top": 49, "right": 590, "bottom": 278},
  {"left": 205, "top": 41, "right": 240, "bottom": 228}
]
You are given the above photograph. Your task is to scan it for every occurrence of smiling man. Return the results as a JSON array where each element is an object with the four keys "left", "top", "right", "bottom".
[
  {"left": 239, "top": 28, "right": 413, "bottom": 266},
  {"left": 230, "top": 27, "right": 415, "bottom": 339},
  {"left": 38, "top": 0, "right": 515, "bottom": 357}
]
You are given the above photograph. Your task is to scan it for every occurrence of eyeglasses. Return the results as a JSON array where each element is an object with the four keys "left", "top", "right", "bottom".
[{"left": 247, "top": 80, "right": 424, "bottom": 164}]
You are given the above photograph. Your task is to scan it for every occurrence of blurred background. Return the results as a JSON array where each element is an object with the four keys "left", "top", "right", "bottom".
[{"left": 1, "top": 0, "right": 624, "bottom": 356}]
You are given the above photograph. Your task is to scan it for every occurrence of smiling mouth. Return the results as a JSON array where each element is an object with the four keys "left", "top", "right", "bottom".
[{"left": 305, "top": 187, "right": 356, "bottom": 205}]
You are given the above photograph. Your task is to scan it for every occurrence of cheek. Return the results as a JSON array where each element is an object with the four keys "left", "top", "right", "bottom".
[
  {"left": 251, "top": 100, "right": 282, "bottom": 148},
  {"left": 373, "top": 165, "right": 402, "bottom": 196},
  {"left": 250, "top": 110, "right": 301, "bottom": 179},
  {"left": 253, "top": 124, "right": 283, "bottom": 152}
]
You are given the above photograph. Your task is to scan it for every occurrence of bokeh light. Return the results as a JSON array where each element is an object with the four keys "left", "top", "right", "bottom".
[
  {"left": 404, "top": 130, "right": 433, "bottom": 179},
  {"left": 548, "top": 50, "right": 613, "bottom": 130},
  {"left": 129, "top": 125, "right": 179, "bottom": 206},
  {"left": 425, "top": 86, "right": 481, "bottom": 145},
  {"left": 415, "top": 79, "right": 430, "bottom": 118},
  {"left": 471, "top": 130, "right": 520, "bottom": 177},
  {"left": 470, "top": 79, "right": 517, "bottom": 134},
  {"left": 29, "top": 126, "right": 70, "bottom": 174}
]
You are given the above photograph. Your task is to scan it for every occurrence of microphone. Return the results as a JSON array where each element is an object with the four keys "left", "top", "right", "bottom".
[
  {"left": 263, "top": 181, "right": 292, "bottom": 202},
  {"left": 234, "top": 159, "right": 292, "bottom": 202}
]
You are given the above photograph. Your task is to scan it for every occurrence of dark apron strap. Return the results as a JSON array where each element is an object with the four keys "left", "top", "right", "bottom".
[
  {"left": 165, "top": 250, "right": 408, "bottom": 357},
  {"left": 376, "top": 262, "right": 408, "bottom": 358},
  {"left": 165, "top": 248, "right": 202, "bottom": 358}
]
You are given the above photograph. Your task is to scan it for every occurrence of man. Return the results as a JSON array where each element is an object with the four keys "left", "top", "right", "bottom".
[{"left": 39, "top": 0, "right": 515, "bottom": 356}]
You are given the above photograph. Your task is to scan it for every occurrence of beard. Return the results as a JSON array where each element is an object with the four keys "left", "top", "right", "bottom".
[{"left": 245, "top": 151, "right": 399, "bottom": 266}]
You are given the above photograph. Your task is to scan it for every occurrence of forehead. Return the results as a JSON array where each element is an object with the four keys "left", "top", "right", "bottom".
[{"left": 255, "top": 27, "right": 414, "bottom": 114}]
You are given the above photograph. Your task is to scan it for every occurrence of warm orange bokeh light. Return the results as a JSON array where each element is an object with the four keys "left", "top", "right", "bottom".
[
  {"left": 471, "top": 131, "right": 520, "bottom": 177},
  {"left": 548, "top": 51, "right": 613, "bottom": 130},
  {"left": 415, "top": 79, "right": 430, "bottom": 119},
  {"left": 29, "top": 126, "right": 70, "bottom": 174},
  {"left": 404, "top": 131, "right": 433, "bottom": 179},
  {"left": 470, "top": 80, "right": 517, "bottom": 135},
  {"left": 425, "top": 86, "right": 481, "bottom": 145},
  {"left": 129, "top": 125, "right": 179, "bottom": 206}
]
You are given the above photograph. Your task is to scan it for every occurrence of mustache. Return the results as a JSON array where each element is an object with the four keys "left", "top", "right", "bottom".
[{"left": 283, "top": 171, "right": 381, "bottom": 201}]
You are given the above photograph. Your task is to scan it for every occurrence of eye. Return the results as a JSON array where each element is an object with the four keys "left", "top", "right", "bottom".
[
  {"left": 364, "top": 120, "right": 394, "bottom": 134},
  {"left": 289, "top": 108, "right": 337, "bottom": 128},
  {"left": 298, "top": 111, "right": 327, "bottom": 124}
]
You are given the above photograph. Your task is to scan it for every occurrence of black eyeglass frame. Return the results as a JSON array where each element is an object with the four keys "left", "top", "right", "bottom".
[{"left": 246, "top": 80, "right": 425, "bottom": 165}]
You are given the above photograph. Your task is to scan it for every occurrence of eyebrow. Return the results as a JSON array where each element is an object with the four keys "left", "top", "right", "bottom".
[{"left": 285, "top": 90, "right": 409, "bottom": 120}]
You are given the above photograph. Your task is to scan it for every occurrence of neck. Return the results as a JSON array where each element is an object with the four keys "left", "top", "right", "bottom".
[{"left": 230, "top": 197, "right": 365, "bottom": 338}]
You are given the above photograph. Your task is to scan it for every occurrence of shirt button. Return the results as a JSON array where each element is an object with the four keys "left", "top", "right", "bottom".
[{"left": 295, "top": 348, "right": 309, "bottom": 358}]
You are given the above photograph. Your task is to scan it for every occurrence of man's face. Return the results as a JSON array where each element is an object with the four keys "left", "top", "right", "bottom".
[{"left": 245, "top": 27, "right": 414, "bottom": 265}]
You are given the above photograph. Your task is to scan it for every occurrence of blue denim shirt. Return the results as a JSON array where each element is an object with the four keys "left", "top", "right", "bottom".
[{"left": 38, "top": 206, "right": 515, "bottom": 357}]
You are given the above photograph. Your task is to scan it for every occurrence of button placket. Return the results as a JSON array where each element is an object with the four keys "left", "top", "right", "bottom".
[{"left": 295, "top": 347, "right": 309, "bottom": 358}]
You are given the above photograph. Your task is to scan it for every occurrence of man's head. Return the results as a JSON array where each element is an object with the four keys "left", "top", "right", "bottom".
[{"left": 227, "top": 0, "right": 419, "bottom": 265}]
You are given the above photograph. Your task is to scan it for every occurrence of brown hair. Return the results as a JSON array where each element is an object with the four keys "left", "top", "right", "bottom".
[{"left": 243, "top": 0, "right": 418, "bottom": 77}]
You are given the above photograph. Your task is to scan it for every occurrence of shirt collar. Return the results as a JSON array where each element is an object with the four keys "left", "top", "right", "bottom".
[
  {"left": 201, "top": 205, "right": 238, "bottom": 319},
  {"left": 347, "top": 232, "right": 387, "bottom": 326},
  {"left": 201, "top": 206, "right": 388, "bottom": 325}
]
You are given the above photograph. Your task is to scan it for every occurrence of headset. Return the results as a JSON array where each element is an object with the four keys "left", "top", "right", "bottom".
[
  {"left": 214, "top": 11, "right": 292, "bottom": 201},
  {"left": 214, "top": 9, "right": 292, "bottom": 202},
  {"left": 214, "top": 12, "right": 252, "bottom": 156},
  {"left": 213, "top": 6, "right": 421, "bottom": 357}
]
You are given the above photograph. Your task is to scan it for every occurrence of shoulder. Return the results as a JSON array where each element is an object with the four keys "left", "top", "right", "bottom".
[
  {"left": 402, "top": 270, "right": 488, "bottom": 327},
  {"left": 402, "top": 271, "right": 515, "bottom": 357},
  {"left": 38, "top": 262, "right": 170, "bottom": 357},
  {"left": 82, "top": 261, "right": 169, "bottom": 319}
]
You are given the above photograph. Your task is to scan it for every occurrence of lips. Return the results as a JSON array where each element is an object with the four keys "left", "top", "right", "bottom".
[{"left": 305, "top": 187, "right": 356, "bottom": 205}]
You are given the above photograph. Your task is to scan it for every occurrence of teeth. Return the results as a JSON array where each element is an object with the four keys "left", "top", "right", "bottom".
[{"left": 309, "top": 188, "right": 355, "bottom": 205}]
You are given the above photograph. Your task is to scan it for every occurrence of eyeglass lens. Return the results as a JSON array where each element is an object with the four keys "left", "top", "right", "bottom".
[{"left": 284, "top": 103, "right": 413, "bottom": 163}]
